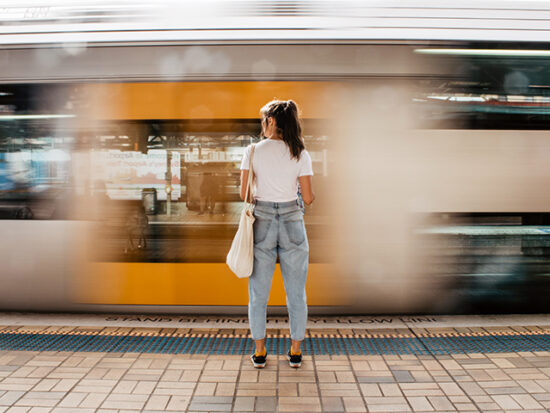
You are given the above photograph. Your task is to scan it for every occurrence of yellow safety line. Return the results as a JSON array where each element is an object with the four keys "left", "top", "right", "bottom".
[{"left": 0, "top": 329, "right": 547, "bottom": 339}]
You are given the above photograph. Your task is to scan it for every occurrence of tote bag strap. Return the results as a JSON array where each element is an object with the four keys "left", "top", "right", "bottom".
[{"left": 244, "top": 144, "right": 256, "bottom": 208}]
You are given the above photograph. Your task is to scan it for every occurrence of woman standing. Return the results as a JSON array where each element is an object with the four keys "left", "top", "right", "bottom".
[{"left": 240, "top": 100, "right": 315, "bottom": 369}]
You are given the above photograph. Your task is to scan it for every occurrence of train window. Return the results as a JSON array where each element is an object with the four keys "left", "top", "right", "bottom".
[
  {"left": 417, "top": 48, "right": 550, "bottom": 130},
  {"left": 0, "top": 84, "right": 75, "bottom": 220},
  {"left": 61, "top": 81, "right": 336, "bottom": 263},
  {"left": 85, "top": 122, "right": 331, "bottom": 264}
]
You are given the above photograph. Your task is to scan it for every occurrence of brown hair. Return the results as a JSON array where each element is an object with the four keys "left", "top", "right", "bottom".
[{"left": 260, "top": 99, "right": 304, "bottom": 160}]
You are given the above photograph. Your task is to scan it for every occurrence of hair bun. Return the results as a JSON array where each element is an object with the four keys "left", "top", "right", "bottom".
[{"left": 285, "top": 100, "right": 298, "bottom": 114}]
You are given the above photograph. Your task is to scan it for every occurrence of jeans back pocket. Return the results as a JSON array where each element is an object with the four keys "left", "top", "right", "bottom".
[
  {"left": 282, "top": 210, "right": 306, "bottom": 245},
  {"left": 253, "top": 209, "right": 273, "bottom": 244}
]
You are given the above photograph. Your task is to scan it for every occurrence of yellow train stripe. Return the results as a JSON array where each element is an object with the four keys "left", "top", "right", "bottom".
[
  {"left": 84, "top": 81, "right": 341, "bottom": 120},
  {"left": 74, "top": 262, "right": 350, "bottom": 306}
]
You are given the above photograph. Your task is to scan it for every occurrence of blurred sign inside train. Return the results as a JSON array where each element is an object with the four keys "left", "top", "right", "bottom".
[{"left": 91, "top": 150, "right": 181, "bottom": 201}]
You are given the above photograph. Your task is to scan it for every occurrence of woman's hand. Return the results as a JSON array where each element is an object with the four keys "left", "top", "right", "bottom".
[{"left": 298, "top": 175, "right": 315, "bottom": 205}]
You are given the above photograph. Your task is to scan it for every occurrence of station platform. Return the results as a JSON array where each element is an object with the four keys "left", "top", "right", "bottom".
[{"left": 0, "top": 313, "right": 549, "bottom": 412}]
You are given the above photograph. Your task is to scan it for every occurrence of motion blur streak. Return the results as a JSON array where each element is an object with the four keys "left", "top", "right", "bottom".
[
  {"left": 330, "top": 77, "right": 550, "bottom": 313},
  {"left": 328, "top": 79, "right": 431, "bottom": 313}
]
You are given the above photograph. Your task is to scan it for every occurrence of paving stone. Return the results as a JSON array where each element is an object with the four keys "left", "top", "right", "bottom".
[
  {"left": 4, "top": 407, "right": 31, "bottom": 413},
  {"left": 453, "top": 402, "right": 479, "bottom": 411},
  {"left": 100, "top": 393, "right": 148, "bottom": 410},
  {"left": 233, "top": 396, "right": 255, "bottom": 411},
  {"left": 428, "top": 396, "right": 455, "bottom": 411},
  {"left": 533, "top": 392, "right": 550, "bottom": 401},
  {"left": 0, "top": 392, "right": 25, "bottom": 406},
  {"left": 239, "top": 370, "right": 258, "bottom": 383},
  {"left": 402, "top": 388, "right": 444, "bottom": 397},
  {"left": 191, "top": 396, "right": 233, "bottom": 403},
  {"left": 459, "top": 382, "right": 485, "bottom": 396},
  {"left": 50, "top": 379, "right": 77, "bottom": 393},
  {"left": 236, "top": 383, "right": 277, "bottom": 397},
  {"left": 336, "top": 371, "right": 356, "bottom": 382},
  {"left": 278, "top": 396, "right": 321, "bottom": 412},
  {"left": 367, "top": 403, "right": 412, "bottom": 412},
  {"left": 187, "top": 402, "right": 232, "bottom": 411},
  {"left": 317, "top": 372, "right": 337, "bottom": 382},
  {"left": 439, "top": 382, "right": 465, "bottom": 396},
  {"left": 491, "top": 394, "right": 522, "bottom": 410},
  {"left": 517, "top": 379, "right": 546, "bottom": 393},
  {"left": 258, "top": 370, "right": 277, "bottom": 383},
  {"left": 215, "top": 382, "right": 236, "bottom": 396},
  {"left": 132, "top": 380, "right": 155, "bottom": 394},
  {"left": 27, "top": 408, "right": 53, "bottom": 413},
  {"left": 255, "top": 396, "right": 277, "bottom": 412},
  {"left": 407, "top": 396, "right": 433, "bottom": 411},
  {"left": 299, "top": 382, "right": 318, "bottom": 397},
  {"left": 393, "top": 370, "right": 415, "bottom": 383},
  {"left": 144, "top": 395, "right": 169, "bottom": 410},
  {"left": 511, "top": 393, "right": 544, "bottom": 409},
  {"left": 357, "top": 376, "right": 395, "bottom": 383},
  {"left": 365, "top": 396, "right": 408, "bottom": 405},
  {"left": 321, "top": 397, "right": 345, "bottom": 412},
  {"left": 79, "top": 392, "right": 108, "bottom": 409},
  {"left": 56, "top": 392, "right": 87, "bottom": 408},
  {"left": 165, "top": 395, "right": 191, "bottom": 411},
  {"left": 0, "top": 382, "right": 37, "bottom": 392},
  {"left": 342, "top": 396, "right": 367, "bottom": 412},
  {"left": 360, "top": 383, "right": 382, "bottom": 396},
  {"left": 193, "top": 382, "right": 216, "bottom": 396},
  {"left": 200, "top": 371, "right": 239, "bottom": 383},
  {"left": 180, "top": 370, "right": 201, "bottom": 382},
  {"left": 476, "top": 402, "right": 501, "bottom": 410}
]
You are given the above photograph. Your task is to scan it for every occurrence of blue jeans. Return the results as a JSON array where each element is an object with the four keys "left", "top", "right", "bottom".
[{"left": 249, "top": 199, "right": 309, "bottom": 341}]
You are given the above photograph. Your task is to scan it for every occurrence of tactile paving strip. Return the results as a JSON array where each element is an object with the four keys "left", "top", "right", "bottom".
[{"left": 0, "top": 330, "right": 548, "bottom": 355}]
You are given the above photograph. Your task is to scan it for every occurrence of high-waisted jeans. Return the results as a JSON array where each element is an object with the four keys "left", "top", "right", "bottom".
[{"left": 248, "top": 199, "right": 309, "bottom": 341}]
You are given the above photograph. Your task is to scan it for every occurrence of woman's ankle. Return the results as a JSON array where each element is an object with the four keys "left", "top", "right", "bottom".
[
  {"left": 254, "top": 339, "right": 266, "bottom": 356},
  {"left": 254, "top": 348, "right": 267, "bottom": 357}
]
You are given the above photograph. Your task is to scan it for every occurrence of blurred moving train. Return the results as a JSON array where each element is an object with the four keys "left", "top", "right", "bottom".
[{"left": 1, "top": 0, "right": 550, "bottom": 314}]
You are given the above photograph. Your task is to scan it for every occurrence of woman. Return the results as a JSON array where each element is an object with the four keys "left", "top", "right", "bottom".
[{"left": 240, "top": 100, "right": 315, "bottom": 369}]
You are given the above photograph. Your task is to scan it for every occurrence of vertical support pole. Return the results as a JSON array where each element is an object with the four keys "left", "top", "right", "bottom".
[{"left": 166, "top": 149, "right": 172, "bottom": 216}]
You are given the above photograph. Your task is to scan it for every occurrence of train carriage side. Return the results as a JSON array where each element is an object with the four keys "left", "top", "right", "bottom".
[{"left": 0, "top": 19, "right": 550, "bottom": 312}]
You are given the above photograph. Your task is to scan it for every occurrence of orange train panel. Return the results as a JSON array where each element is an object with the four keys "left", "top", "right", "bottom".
[
  {"left": 74, "top": 263, "right": 350, "bottom": 306},
  {"left": 83, "top": 81, "right": 341, "bottom": 120}
]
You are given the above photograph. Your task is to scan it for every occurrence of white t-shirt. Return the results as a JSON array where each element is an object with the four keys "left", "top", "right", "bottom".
[{"left": 240, "top": 139, "right": 313, "bottom": 202}]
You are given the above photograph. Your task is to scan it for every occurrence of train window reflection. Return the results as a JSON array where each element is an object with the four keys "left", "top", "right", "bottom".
[
  {"left": 0, "top": 131, "right": 73, "bottom": 220},
  {"left": 417, "top": 52, "right": 550, "bottom": 130},
  {"left": 87, "top": 124, "right": 331, "bottom": 264}
]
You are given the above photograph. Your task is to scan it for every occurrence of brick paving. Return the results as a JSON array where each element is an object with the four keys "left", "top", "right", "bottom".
[{"left": 0, "top": 321, "right": 550, "bottom": 412}]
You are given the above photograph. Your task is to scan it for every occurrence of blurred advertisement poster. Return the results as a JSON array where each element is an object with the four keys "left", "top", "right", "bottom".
[
  {"left": 0, "top": 150, "right": 70, "bottom": 191},
  {"left": 0, "top": 153, "right": 15, "bottom": 191},
  {"left": 92, "top": 149, "right": 180, "bottom": 200}
]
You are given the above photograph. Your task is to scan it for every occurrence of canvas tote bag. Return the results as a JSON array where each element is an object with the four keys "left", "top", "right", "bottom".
[{"left": 226, "top": 144, "right": 256, "bottom": 278}]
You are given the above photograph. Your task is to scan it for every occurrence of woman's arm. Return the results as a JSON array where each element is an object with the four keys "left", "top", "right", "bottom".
[
  {"left": 298, "top": 175, "right": 315, "bottom": 205},
  {"left": 240, "top": 169, "right": 252, "bottom": 202}
]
